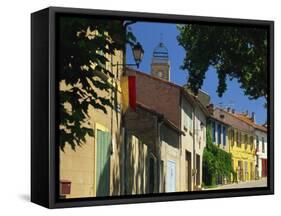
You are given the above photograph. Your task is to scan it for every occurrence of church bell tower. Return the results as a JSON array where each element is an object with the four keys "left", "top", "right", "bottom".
[{"left": 151, "top": 41, "right": 170, "bottom": 81}]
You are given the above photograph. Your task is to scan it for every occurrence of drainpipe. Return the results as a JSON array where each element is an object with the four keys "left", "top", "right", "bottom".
[
  {"left": 157, "top": 117, "right": 164, "bottom": 193},
  {"left": 192, "top": 106, "right": 196, "bottom": 190},
  {"left": 122, "top": 21, "right": 136, "bottom": 195},
  {"left": 123, "top": 21, "right": 136, "bottom": 76}
]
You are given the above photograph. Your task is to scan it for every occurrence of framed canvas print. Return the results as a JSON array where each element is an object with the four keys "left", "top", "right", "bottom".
[{"left": 31, "top": 6, "right": 274, "bottom": 208}]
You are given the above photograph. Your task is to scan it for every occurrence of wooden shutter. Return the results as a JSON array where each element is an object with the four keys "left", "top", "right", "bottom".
[{"left": 96, "top": 129, "right": 111, "bottom": 197}]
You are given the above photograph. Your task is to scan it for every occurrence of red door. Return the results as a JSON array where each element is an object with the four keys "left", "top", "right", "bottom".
[{"left": 262, "top": 159, "right": 267, "bottom": 177}]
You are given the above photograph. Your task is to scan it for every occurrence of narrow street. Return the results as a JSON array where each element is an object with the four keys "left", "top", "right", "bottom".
[{"left": 205, "top": 178, "right": 267, "bottom": 190}]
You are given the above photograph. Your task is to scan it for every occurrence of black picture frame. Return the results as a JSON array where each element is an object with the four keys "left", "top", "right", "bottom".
[{"left": 31, "top": 6, "right": 274, "bottom": 209}]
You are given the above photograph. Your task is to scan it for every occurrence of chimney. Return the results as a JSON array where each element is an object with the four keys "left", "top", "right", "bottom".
[
  {"left": 227, "top": 107, "right": 231, "bottom": 112},
  {"left": 245, "top": 110, "right": 249, "bottom": 116},
  {"left": 232, "top": 108, "right": 235, "bottom": 114},
  {"left": 207, "top": 103, "right": 214, "bottom": 115},
  {"left": 251, "top": 112, "right": 256, "bottom": 122}
]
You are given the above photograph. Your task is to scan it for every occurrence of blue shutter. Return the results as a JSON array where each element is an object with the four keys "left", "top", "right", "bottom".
[
  {"left": 96, "top": 130, "right": 111, "bottom": 197},
  {"left": 223, "top": 126, "right": 226, "bottom": 146},
  {"left": 217, "top": 124, "right": 221, "bottom": 145}
]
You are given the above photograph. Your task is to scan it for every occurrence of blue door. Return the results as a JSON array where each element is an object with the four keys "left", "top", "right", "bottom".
[{"left": 166, "top": 160, "right": 176, "bottom": 192}]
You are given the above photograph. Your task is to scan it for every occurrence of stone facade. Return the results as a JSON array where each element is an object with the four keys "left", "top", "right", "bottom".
[
  {"left": 212, "top": 108, "right": 256, "bottom": 182},
  {"left": 59, "top": 46, "right": 124, "bottom": 198}
]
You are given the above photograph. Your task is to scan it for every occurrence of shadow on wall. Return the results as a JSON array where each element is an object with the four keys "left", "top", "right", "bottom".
[
  {"left": 126, "top": 134, "right": 150, "bottom": 195},
  {"left": 96, "top": 114, "right": 158, "bottom": 196},
  {"left": 111, "top": 132, "right": 122, "bottom": 196}
]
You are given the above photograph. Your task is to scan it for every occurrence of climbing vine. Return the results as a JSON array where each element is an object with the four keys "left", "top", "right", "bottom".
[{"left": 203, "top": 124, "right": 234, "bottom": 186}]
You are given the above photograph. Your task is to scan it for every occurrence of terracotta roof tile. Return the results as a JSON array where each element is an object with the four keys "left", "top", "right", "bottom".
[
  {"left": 214, "top": 108, "right": 267, "bottom": 132},
  {"left": 126, "top": 67, "right": 210, "bottom": 116},
  {"left": 235, "top": 113, "right": 267, "bottom": 132}
]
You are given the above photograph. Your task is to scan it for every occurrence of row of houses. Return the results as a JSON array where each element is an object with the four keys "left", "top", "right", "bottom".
[
  {"left": 59, "top": 41, "right": 267, "bottom": 198},
  {"left": 209, "top": 106, "right": 267, "bottom": 183}
]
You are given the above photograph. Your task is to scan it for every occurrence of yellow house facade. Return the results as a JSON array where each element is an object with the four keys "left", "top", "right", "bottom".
[
  {"left": 213, "top": 108, "right": 256, "bottom": 182},
  {"left": 228, "top": 127, "right": 255, "bottom": 182}
]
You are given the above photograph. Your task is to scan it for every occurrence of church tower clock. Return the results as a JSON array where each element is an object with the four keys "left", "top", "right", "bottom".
[{"left": 151, "top": 42, "right": 170, "bottom": 81}]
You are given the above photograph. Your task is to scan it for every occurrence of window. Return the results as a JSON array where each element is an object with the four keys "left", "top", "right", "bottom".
[
  {"left": 160, "top": 160, "right": 165, "bottom": 192},
  {"left": 236, "top": 130, "right": 239, "bottom": 146},
  {"left": 183, "top": 108, "right": 192, "bottom": 132},
  {"left": 188, "top": 113, "right": 192, "bottom": 131},
  {"left": 217, "top": 124, "right": 221, "bottom": 145},
  {"left": 262, "top": 137, "right": 265, "bottom": 153},
  {"left": 230, "top": 129, "right": 235, "bottom": 146},
  {"left": 212, "top": 121, "right": 216, "bottom": 143},
  {"left": 244, "top": 134, "right": 248, "bottom": 149},
  {"left": 183, "top": 112, "right": 188, "bottom": 131},
  {"left": 250, "top": 136, "right": 254, "bottom": 150},
  {"left": 256, "top": 136, "right": 259, "bottom": 152},
  {"left": 237, "top": 132, "right": 242, "bottom": 147},
  {"left": 223, "top": 126, "right": 226, "bottom": 146}
]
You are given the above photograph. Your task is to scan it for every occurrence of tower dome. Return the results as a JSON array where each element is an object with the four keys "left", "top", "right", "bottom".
[{"left": 152, "top": 42, "right": 169, "bottom": 63}]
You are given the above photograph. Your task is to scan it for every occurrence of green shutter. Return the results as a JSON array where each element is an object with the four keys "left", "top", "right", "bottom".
[{"left": 96, "top": 130, "right": 111, "bottom": 197}]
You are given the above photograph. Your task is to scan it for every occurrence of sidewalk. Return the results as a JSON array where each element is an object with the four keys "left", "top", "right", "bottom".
[{"left": 204, "top": 177, "right": 267, "bottom": 190}]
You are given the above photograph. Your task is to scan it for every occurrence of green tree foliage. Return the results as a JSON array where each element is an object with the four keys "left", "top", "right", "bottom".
[
  {"left": 177, "top": 24, "right": 268, "bottom": 100},
  {"left": 58, "top": 17, "right": 136, "bottom": 151},
  {"left": 203, "top": 124, "right": 234, "bottom": 186}
]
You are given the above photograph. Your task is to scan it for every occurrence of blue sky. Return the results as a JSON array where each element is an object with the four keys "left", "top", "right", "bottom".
[{"left": 126, "top": 22, "right": 267, "bottom": 125}]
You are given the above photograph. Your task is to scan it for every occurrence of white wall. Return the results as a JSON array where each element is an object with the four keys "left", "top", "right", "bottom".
[
  {"left": 180, "top": 97, "right": 195, "bottom": 190},
  {"left": 255, "top": 130, "right": 267, "bottom": 160},
  {"left": 0, "top": 0, "right": 279, "bottom": 215},
  {"left": 255, "top": 129, "right": 267, "bottom": 178},
  {"left": 194, "top": 104, "right": 207, "bottom": 186}
]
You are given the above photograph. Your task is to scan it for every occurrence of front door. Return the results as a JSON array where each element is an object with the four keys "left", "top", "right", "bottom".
[
  {"left": 166, "top": 160, "right": 176, "bottom": 192},
  {"left": 262, "top": 159, "right": 267, "bottom": 177},
  {"left": 244, "top": 161, "right": 248, "bottom": 181},
  {"left": 96, "top": 129, "right": 111, "bottom": 197},
  {"left": 196, "top": 154, "right": 201, "bottom": 186},
  {"left": 250, "top": 162, "right": 253, "bottom": 180},
  {"left": 238, "top": 160, "right": 243, "bottom": 181},
  {"left": 185, "top": 151, "right": 192, "bottom": 191},
  {"left": 149, "top": 157, "right": 155, "bottom": 193}
]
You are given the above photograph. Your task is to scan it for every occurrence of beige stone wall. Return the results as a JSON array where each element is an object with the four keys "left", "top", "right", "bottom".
[
  {"left": 194, "top": 105, "right": 207, "bottom": 188},
  {"left": 160, "top": 140, "right": 180, "bottom": 192},
  {"left": 59, "top": 49, "right": 124, "bottom": 198},
  {"left": 60, "top": 135, "right": 96, "bottom": 198},
  {"left": 179, "top": 97, "right": 194, "bottom": 192},
  {"left": 125, "top": 135, "right": 149, "bottom": 195}
]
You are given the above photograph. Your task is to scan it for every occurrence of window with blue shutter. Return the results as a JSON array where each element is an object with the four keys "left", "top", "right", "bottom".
[
  {"left": 217, "top": 124, "right": 221, "bottom": 145},
  {"left": 223, "top": 126, "right": 226, "bottom": 146}
]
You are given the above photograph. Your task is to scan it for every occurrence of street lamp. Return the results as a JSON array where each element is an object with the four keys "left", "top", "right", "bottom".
[
  {"left": 111, "top": 41, "right": 144, "bottom": 77},
  {"left": 131, "top": 42, "right": 144, "bottom": 68}
]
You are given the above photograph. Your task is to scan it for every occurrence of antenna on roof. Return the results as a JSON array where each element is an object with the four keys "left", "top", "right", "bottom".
[
  {"left": 216, "top": 101, "right": 236, "bottom": 110},
  {"left": 160, "top": 33, "right": 163, "bottom": 43}
]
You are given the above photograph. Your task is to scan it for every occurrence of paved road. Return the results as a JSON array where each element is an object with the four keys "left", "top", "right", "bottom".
[{"left": 205, "top": 178, "right": 267, "bottom": 190}]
